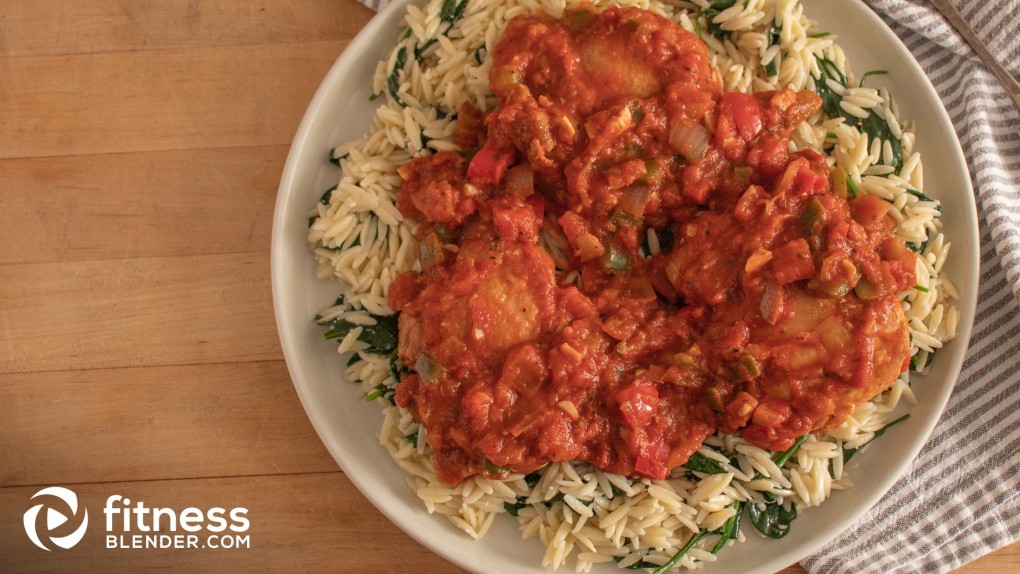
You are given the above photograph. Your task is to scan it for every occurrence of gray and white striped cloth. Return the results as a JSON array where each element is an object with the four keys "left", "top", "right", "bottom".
[{"left": 354, "top": 0, "right": 1020, "bottom": 572}]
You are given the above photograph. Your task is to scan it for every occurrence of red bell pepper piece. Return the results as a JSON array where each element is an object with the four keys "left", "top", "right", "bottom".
[{"left": 467, "top": 141, "right": 514, "bottom": 187}]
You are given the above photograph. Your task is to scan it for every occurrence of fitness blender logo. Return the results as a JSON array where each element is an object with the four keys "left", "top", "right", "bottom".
[
  {"left": 23, "top": 487, "right": 89, "bottom": 551},
  {"left": 23, "top": 487, "right": 251, "bottom": 551}
]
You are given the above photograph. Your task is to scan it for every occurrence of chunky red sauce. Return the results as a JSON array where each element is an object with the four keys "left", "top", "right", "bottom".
[{"left": 389, "top": 6, "right": 915, "bottom": 485}]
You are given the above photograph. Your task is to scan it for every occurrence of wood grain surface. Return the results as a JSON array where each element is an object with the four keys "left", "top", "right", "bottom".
[{"left": 0, "top": 1, "right": 1016, "bottom": 573}]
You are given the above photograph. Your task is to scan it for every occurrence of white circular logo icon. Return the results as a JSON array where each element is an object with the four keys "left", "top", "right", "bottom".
[{"left": 23, "top": 487, "right": 89, "bottom": 551}]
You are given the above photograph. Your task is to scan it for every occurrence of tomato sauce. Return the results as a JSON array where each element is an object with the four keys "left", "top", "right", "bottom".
[{"left": 390, "top": 6, "right": 915, "bottom": 485}]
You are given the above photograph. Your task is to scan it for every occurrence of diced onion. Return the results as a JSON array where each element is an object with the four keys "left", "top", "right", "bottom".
[
  {"left": 490, "top": 66, "right": 520, "bottom": 92},
  {"left": 759, "top": 281, "right": 784, "bottom": 325},
  {"left": 669, "top": 121, "right": 710, "bottom": 160},
  {"left": 576, "top": 234, "right": 604, "bottom": 261},
  {"left": 558, "top": 400, "right": 580, "bottom": 420},
  {"left": 832, "top": 165, "right": 849, "bottom": 199},
  {"left": 618, "top": 185, "right": 650, "bottom": 217},
  {"left": 504, "top": 164, "right": 535, "bottom": 197},
  {"left": 418, "top": 232, "right": 445, "bottom": 270},
  {"left": 744, "top": 247, "right": 774, "bottom": 274}
]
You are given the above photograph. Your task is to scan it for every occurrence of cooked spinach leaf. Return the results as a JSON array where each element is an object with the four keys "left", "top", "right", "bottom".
[
  {"left": 682, "top": 451, "right": 729, "bottom": 475},
  {"left": 389, "top": 354, "right": 405, "bottom": 383},
  {"left": 710, "top": 501, "right": 744, "bottom": 553},
  {"left": 440, "top": 0, "right": 468, "bottom": 23},
  {"left": 747, "top": 499, "right": 797, "bottom": 538},
  {"left": 905, "top": 238, "right": 929, "bottom": 253},
  {"left": 329, "top": 148, "right": 348, "bottom": 167},
  {"left": 607, "top": 500, "right": 743, "bottom": 570},
  {"left": 700, "top": 0, "right": 739, "bottom": 39},
  {"left": 771, "top": 434, "right": 809, "bottom": 467},
  {"left": 319, "top": 184, "right": 337, "bottom": 205},
  {"left": 414, "top": 37, "right": 438, "bottom": 61},
  {"left": 910, "top": 350, "right": 935, "bottom": 372},
  {"left": 505, "top": 489, "right": 570, "bottom": 517},
  {"left": 906, "top": 188, "right": 944, "bottom": 212},
  {"left": 504, "top": 498, "right": 529, "bottom": 517},
  {"left": 843, "top": 414, "right": 910, "bottom": 464},
  {"left": 615, "top": 555, "right": 663, "bottom": 570},
  {"left": 365, "top": 383, "right": 396, "bottom": 404},
  {"left": 814, "top": 56, "right": 903, "bottom": 171},
  {"left": 387, "top": 46, "right": 407, "bottom": 106},
  {"left": 652, "top": 530, "right": 712, "bottom": 574},
  {"left": 859, "top": 69, "right": 888, "bottom": 87},
  {"left": 319, "top": 313, "right": 399, "bottom": 355},
  {"left": 845, "top": 172, "right": 860, "bottom": 198},
  {"left": 764, "top": 24, "right": 781, "bottom": 78}
]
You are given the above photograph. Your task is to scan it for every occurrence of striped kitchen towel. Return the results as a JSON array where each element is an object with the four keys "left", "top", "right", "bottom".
[
  {"left": 803, "top": 1, "right": 1020, "bottom": 573},
  {"left": 353, "top": 0, "right": 1020, "bottom": 572}
]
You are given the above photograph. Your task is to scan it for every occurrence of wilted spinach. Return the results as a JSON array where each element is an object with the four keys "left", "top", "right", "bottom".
[
  {"left": 814, "top": 56, "right": 903, "bottom": 171},
  {"left": 317, "top": 312, "right": 399, "bottom": 355}
]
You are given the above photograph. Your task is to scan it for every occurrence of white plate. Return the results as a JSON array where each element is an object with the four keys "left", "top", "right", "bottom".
[{"left": 272, "top": 1, "right": 979, "bottom": 572}]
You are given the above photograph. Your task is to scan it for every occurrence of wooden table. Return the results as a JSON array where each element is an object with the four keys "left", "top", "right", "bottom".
[{"left": 0, "top": 1, "right": 1015, "bottom": 572}]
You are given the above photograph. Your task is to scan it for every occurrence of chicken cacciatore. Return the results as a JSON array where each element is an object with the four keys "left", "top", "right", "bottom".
[{"left": 387, "top": 6, "right": 915, "bottom": 485}]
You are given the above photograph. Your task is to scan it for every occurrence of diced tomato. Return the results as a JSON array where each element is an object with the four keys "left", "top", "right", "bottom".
[
  {"left": 793, "top": 159, "right": 829, "bottom": 196},
  {"left": 397, "top": 151, "right": 478, "bottom": 227},
  {"left": 681, "top": 148, "right": 725, "bottom": 203},
  {"left": 734, "top": 184, "right": 766, "bottom": 222},
  {"left": 852, "top": 317, "right": 877, "bottom": 388},
  {"left": 454, "top": 101, "right": 486, "bottom": 149},
  {"left": 851, "top": 194, "right": 892, "bottom": 228},
  {"left": 467, "top": 141, "right": 514, "bottom": 187},
  {"left": 879, "top": 237, "right": 915, "bottom": 285},
  {"left": 771, "top": 238, "right": 815, "bottom": 284},
  {"left": 721, "top": 92, "right": 763, "bottom": 142},
  {"left": 747, "top": 136, "right": 790, "bottom": 180},
  {"left": 798, "top": 149, "right": 832, "bottom": 194},
  {"left": 525, "top": 194, "right": 545, "bottom": 220},
  {"left": 613, "top": 383, "right": 659, "bottom": 428},
  {"left": 751, "top": 397, "right": 791, "bottom": 427},
  {"left": 461, "top": 390, "right": 493, "bottom": 432},
  {"left": 491, "top": 196, "right": 542, "bottom": 242},
  {"left": 723, "top": 391, "right": 759, "bottom": 428},
  {"left": 557, "top": 211, "right": 584, "bottom": 241},
  {"left": 388, "top": 272, "right": 422, "bottom": 312},
  {"left": 393, "top": 373, "right": 421, "bottom": 409},
  {"left": 633, "top": 441, "right": 670, "bottom": 479}
]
